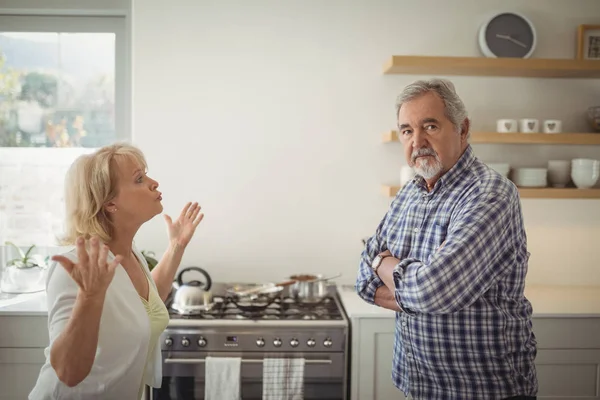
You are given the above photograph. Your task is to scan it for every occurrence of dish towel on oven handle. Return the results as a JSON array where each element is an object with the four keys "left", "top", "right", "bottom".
[
  {"left": 262, "top": 357, "right": 305, "bottom": 400},
  {"left": 204, "top": 356, "right": 242, "bottom": 400}
]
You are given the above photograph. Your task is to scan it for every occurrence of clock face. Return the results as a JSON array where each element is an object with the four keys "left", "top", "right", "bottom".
[{"left": 483, "top": 13, "right": 535, "bottom": 58}]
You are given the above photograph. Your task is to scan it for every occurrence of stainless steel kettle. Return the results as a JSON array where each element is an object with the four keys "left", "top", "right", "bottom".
[{"left": 171, "top": 266, "right": 213, "bottom": 315}]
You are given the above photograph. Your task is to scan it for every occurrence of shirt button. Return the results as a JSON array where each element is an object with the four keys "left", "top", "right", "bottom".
[
  {"left": 413, "top": 228, "right": 419, "bottom": 233},
  {"left": 402, "top": 320, "right": 407, "bottom": 327}
]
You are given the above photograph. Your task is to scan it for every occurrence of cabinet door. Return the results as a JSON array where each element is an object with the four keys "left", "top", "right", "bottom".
[
  {"left": 351, "top": 317, "right": 407, "bottom": 400},
  {"left": 0, "top": 348, "right": 45, "bottom": 400},
  {"left": 536, "top": 349, "right": 600, "bottom": 399}
]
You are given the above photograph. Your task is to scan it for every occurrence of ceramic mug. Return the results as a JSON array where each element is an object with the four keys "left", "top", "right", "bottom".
[
  {"left": 543, "top": 120, "right": 562, "bottom": 134},
  {"left": 519, "top": 118, "right": 540, "bottom": 133},
  {"left": 496, "top": 119, "right": 518, "bottom": 133}
]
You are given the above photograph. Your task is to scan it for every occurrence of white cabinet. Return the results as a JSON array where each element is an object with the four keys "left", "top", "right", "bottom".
[
  {"left": 350, "top": 317, "right": 407, "bottom": 400},
  {"left": 350, "top": 316, "right": 600, "bottom": 400},
  {"left": 534, "top": 317, "right": 600, "bottom": 400},
  {"left": 0, "top": 348, "right": 45, "bottom": 400},
  {"left": 0, "top": 316, "right": 48, "bottom": 400}
]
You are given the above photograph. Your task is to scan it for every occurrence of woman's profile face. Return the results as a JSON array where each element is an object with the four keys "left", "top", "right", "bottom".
[{"left": 109, "top": 156, "right": 163, "bottom": 224}]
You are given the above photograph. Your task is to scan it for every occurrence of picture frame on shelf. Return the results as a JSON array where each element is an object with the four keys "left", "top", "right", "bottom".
[{"left": 577, "top": 24, "right": 600, "bottom": 60}]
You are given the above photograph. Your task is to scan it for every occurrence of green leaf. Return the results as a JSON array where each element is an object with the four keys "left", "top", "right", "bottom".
[
  {"left": 23, "top": 244, "right": 36, "bottom": 262},
  {"left": 5, "top": 241, "right": 26, "bottom": 260}
]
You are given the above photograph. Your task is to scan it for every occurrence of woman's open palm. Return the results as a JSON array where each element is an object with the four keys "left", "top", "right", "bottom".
[
  {"left": 52, "top": 236, "right": 122, "bottom": 298},
  {"left": 164, "top": 202, "right": 204, "bottom": 248}
]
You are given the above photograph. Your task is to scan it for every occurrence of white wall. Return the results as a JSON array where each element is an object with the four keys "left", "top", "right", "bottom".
[{"left": 131, "top": 0, "right": 600, "bottom": 286}]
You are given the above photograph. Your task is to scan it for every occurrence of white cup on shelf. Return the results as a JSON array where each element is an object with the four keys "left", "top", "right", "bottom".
[
  {"left": 496, "top": 119, "right": 518, "bottom": 133},
  {"left": 543, "top": 120, "right": 562, "bottom": 134},
  {"left": 547, "top": 160, "right": 570, "bottom": 187},
  {"left": 519, "top": 119, "right": 540, "bottom": 133}
]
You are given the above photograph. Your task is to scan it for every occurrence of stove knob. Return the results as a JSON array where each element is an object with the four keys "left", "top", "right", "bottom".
[
  {"left": 256, "top": 338, "right": 265, "bottom": 348},
  {"left": 273, "top": 338, "right": 282, "bottom": 347},
  {"left": 164, "top": 337, "right": 173, "bottom": 347},
  {"left": 323, "top": 338, "right": 333, "bottom": 348},
  {"left": 181, "top": 337, "right": 190, "bottom": 347},
  {"left": 290, "top": 338, "right": 299, "bottom": 348},
  {"left": 197, "top": 337, "right": 207, "bottom": 347},
  {"left": 307, "top": 338, "right": 316, "bottom": 347}
]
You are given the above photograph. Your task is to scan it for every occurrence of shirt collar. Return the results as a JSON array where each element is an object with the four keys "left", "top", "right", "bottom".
[{"left": 413, "top": 145, "right": 475, "bottom": 193}]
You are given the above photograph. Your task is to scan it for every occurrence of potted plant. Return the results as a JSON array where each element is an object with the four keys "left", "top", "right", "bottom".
[
  {"left": 141, "top": 250, "right": 158, "bottom": 271},
  {"left": 1, "top": 242, "right": 48, "bottom": 294}
]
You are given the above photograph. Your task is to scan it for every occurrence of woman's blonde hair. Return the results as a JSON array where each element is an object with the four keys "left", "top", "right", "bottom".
[{"left": 60, "top": 143, "right": 147, "bottom": 245}]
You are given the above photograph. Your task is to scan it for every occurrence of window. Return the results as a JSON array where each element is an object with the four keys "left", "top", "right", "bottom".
[{"left": 0, "top": 15, "right": 129, "bottom": 254}]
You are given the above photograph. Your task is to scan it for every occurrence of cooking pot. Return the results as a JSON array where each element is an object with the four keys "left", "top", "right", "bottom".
[
  {"left": 171, "top": 267, "right": 212, "bottom": 315},
  {"left": 289, "top": 273, "right": 341, "bottom": 304}
]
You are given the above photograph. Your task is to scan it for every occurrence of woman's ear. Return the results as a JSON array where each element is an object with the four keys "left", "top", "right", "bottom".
[{"left": 104, "top": 201, "right": 118, "bottom": 213}]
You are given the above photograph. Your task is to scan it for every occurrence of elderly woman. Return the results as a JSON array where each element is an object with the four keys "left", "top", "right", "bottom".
[{"left": 29, "top": 143, "right": 203, "bottom": 399}]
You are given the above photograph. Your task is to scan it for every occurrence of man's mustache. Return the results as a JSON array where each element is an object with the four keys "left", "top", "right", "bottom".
[{"left": 411, "top": 148, "right": 437, "bottom": 163}]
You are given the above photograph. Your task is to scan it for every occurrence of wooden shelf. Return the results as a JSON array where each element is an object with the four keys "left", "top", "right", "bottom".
[
  {"left": 518, "top": 188, "right": 600, "bottom": 199},
  {"left": 382, "top": 185, "right": 600, "bottom": 199},
  {"left": 383, "top": 56, "right": 600, "bottom": 78},
  {"left": 382, "top": 131, "right": 600, "bottom": 145}
]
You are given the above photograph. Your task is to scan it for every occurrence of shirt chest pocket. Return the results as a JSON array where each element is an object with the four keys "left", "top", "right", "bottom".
[{"left": 428, "top": 216, "right": 451, "bottom": 249}]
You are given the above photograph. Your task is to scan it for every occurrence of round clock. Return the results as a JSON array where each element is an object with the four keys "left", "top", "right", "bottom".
[{"left": 478, "top": 12, "right": 537, "bottom": 58}]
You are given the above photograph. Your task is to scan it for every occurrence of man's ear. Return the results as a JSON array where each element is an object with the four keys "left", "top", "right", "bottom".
[{"left": 460, "top": 118, "right": 470, "bottom": 141}]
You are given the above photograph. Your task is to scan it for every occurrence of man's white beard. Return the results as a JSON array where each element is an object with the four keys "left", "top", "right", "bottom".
[{"left": 413, "top": 156, "right": 443, "bottom": 179}]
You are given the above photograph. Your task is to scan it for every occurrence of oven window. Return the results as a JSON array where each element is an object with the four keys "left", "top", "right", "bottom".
[{"left": 151, "top": 376, "right": 344, "bottom": 400}]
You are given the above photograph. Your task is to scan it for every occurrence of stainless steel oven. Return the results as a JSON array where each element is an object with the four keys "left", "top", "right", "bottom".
[
  {"left": 148, "top": 285, "right": 349, "bottom": 400},
  {"left": 154, "top": 351, "right": 345, "bottom": 399}
]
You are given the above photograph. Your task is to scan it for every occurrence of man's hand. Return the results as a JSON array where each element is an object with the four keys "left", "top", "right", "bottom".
[{"left": 374, "top": 285, "right": 401, "bottom": 312}]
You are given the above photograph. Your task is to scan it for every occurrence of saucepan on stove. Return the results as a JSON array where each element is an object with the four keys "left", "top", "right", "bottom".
[
  {"left": 171, "top": 266, "right": 213, "bottom": 315},
  {"left": 288, "top": 273, "right": 342, "bottom": 304},
  {"left": 227, "top": 279, "right": 297, "bottom": 299}
]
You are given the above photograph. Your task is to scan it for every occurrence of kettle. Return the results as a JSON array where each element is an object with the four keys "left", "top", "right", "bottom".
[{"left": 171, "top": 266, "right": 213, "bottom": 315}]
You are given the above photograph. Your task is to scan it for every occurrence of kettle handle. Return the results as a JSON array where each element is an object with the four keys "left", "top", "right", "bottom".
[{"left": 176, "top": 267, "right": 212, "bottom": 291}]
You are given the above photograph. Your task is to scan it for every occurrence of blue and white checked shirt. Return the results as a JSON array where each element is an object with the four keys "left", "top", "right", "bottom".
[{"left": 356, "top": 146, "right": 538, "bottom": 400}]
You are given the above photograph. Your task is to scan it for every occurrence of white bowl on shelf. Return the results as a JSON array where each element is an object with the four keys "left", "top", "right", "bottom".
[
  {"left": 512, "top": 168, "right": 548, "bottom": 188},
  {"left": 571, "top": 159, "right": 600, "bottom": 189}
]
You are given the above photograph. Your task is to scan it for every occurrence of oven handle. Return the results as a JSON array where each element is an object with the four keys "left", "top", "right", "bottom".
[{"left": 164, "top": 358, "right": 332, "bottom": 365}]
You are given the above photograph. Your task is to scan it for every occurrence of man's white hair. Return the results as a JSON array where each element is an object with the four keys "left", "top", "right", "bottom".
[{"left": 395, "top": 78, "right": 470, "bottom": 138}]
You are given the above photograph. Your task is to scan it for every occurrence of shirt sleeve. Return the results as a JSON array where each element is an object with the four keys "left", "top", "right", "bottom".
[
  {"left": 355, "top": 201, "right": 398, "bottom": 305},
  {"left": 45, "top": 256, "right": 107, "bottom": 398},
  {"left": 393, "top": 190, "right": 521, "bottom": 315}
]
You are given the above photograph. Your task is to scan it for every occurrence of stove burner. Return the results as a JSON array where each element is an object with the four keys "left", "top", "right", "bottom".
[{"left": 167, "top": 294, "right": 342, "bottom": 321}]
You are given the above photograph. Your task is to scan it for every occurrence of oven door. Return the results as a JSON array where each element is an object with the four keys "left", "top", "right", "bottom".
[{"left": 149, "top": 351, "right": 346, "bottom": 400}]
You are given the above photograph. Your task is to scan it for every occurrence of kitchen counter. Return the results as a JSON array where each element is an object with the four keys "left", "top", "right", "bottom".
[
  {"left": 0, "top": 291, "right": 47, "bottom": 316},
  {"left": 3, "top": 284, "right": 600, "bottom": 318},
  {"left": 338, "top": 284, "right": 600, "bottom": 318}
]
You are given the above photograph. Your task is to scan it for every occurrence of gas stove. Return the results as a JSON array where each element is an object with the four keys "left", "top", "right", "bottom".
[
  {"left": 164, "top": 282, "right": 347, "bottom": 327},
  {"left": 169, "top": 294, "right": 342, "bottom": 321},
  {"left": 153, "top": 282, "right": 349, "bottom": 399}
]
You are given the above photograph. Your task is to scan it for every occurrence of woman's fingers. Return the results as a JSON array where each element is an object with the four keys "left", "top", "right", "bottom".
[
  {"left": 51, "top": 255, "right": 76, "bottom": 275},
  {"left": 89, "top": 236, "right": 100, "bottom": 267},
  {"left": 193, "top": 212, "right": 204, "bottom": 227},
  {"left": 98, "top": 243, "right": 110, "bottom": 270},
  {"left": 179, "top": 202, "right": 192, "bottom": 220},
  {"left": 108, "top": 254, "right": 123, "bottom": 274},
  {"left": 189, "top": 204, "right": 201, "bottom": 221},
  {"left": 75, "top": 236, "right": 88, "bottom": 266}
]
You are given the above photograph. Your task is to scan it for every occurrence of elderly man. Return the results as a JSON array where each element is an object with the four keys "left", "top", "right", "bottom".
[{"left": 356, "top": 79, "right": 537, "bottom": 400}]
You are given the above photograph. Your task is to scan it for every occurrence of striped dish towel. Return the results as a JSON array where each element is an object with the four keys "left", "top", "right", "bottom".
[{"left": 262, "top": 358, "right": 305, "bottom": 400}]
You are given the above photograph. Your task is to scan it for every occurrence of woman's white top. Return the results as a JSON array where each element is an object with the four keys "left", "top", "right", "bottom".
[{"left": 29, "top": 245, "right": 164, "bottom": 400}]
